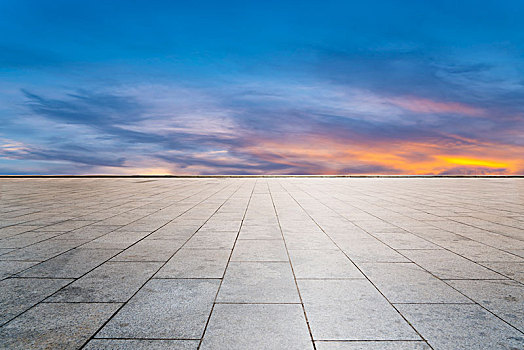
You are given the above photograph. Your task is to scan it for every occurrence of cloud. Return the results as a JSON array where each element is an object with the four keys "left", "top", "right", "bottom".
[{"left": 2, "top": 77, "right": 523, "bottom": 175}]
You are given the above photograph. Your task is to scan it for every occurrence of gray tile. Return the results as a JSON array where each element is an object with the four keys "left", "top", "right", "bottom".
[
  {"left": 0, "top": 226, "right": 41, "bottom": 239},
  {"left": 396, "top": 304, "right": 524, "bottom": 349},
  {"left": 371, "top": 231, "right": 439, "bottom": 250},
  {"left": 284, "top": 233, "right": 338, "bottom": 250},
  {"left": 0, "top": 278, "right": 73, "bottom": 325},
  {"left": 0, "top": 239, "right": 85, "bottom": 261},
  {"left": 53, "top": 225, "right": 122, "bottom": 240},
  {"left": 82, "top": 231, "right": 150, "bottom": 249},
  {"left": 200, "top": 304, "right": 313, "bottom": 350},
  {"left": 112, "top": 239, "right": 185, "bottom": 261},
  {"left": 0, "top": 302, "right": 120, "bottom": 350},
  {"left": 448, "top": 279, "right": 524, "bottom": 331},
  {"left": 337, "top": 238, "right": 409, "bottom": 262},
  {"left": 47, "top": 261, "right": 161, "bottom": 302},
  {"left": 0, "top": 260, "right": 38, "bottom": 280},
  {"left": 0, "top": 232, "right": 59, "bottom": 249},
  {"left": 184, "top": 232, "right": 237, "bottom": 249},
  {"left": 231, "top": 239, "right": 288, "bottom": 261},
  {"left": 156, "top": 249, "right": 231, "bottom": 278},
  {"left": 146, "top": 225, "right": 200, "bottom": 240},
  {"left": 96, "top": 279, "right": 220, "bottom": 339},
  {"left": 441, "top": 240, "right": 524, "bottom": 262},
  {"left": 298, "top": 279, "right": 419, "bottom": 340},
  {"left": 83, "top": 339, "right": 199, "bottom": 350},
  {"left": 237, "top": 226, "right": 282, "bottom": 239},
  {"left": 398, "top": 249, "right": 505, "bottom": 279},
  {"left": 0, "top": 248, "right": 14, "bottom": 256},
  {"left": 358, "top": 263, "right": 470, "bottom": 303},
  {"left": 19, "top": 248, "right": 121, "bottom": 278},
  {"left": 217, "top": 261, "right": 300, "bottom": 303},
  {"left": 289, "top": 249, "right": 364, "bottom": 279},
  {"left": 315, "top": 341, "right": 431, "bottom": 349},
  {"left": 479, "top": 262, "right": 524, "bottom": 283}
]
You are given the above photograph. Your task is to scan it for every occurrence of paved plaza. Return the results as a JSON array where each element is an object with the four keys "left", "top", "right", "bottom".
[{"left": 0, "top": 177, "right": 523, "bottom": 349}]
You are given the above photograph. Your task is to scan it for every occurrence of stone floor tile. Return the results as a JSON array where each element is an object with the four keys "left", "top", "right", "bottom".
[
  {"left": 284, "top": 233, "right": 338, "bottom": 250},
  {"left": 398, "top": 249, "right": 506, "bottom": 279},
  {"left": 184, "top": 231, "right": 238, "bottom": 249},
  {"left": 83, "top": 339, "right": 199, "bottom": 349},
  {"left": 289, "top": 249, "right": 364, "bottom": 279},
  {"left": 200, "top": 304, "right": 313, "bottom": 350},
  {"left": 478, "top": 262, "right": 524, "bottom": 283},
  {"left": 237, "top": 226, "right": 282, "bottom": 239},
  {"left": 0, "top": 302, "right": 120, "bottom": 350},
  {"left": 315, "top": 341, "right": 431, "bottom": 349},
  {"left": 395, "top": 303, "right": 524, "bottom": 349},
  {"left": 337, "top": 238, "right": 409, "bottom": 262},
  {"left": 0, "top": 260, "right": 38, "bottom": 280},
  {"left": 371, "top": 231, "right": 439, "bottom": 249},
  {"left": 112, "top": 239, "right": 185, "bottom": 261},
  {"left": 81, "top": 231, "right": 150, "bottom": 249},
  {"left": 447, "top": 279, "right": 524, "bottom": 331},
  {"left": 217, "top": 261, "right": 300, "bottom": 303},
  {"left": 0, "top": 278, "right": 72, "bottom": 325},
  {"left": 358, "top": 262, "right": 470, "bottom": 303},
  {"left": 47, "top": 261, "right": 161, "bottom": 302},
  {"left": 0, "top": 232, "right": 60, "bottom": 249},
  {"left": 18, "top": 248, "right": 121, "bottom": 278},
  {"left": 298, "top": 279, "right": 419, "bottom": 340},
  {"left": 441, "top": 240, "right": 524, "bottom": 262},
  {"left": 0, "top": 239, "right": 86, "bottom": 261},
  {"left": 96, "top": 279, "right": 219, "bottom": 339},
  {"left": 231, "top": 239, "right": 288, "bottom": 261},
  {"left": 155, "top": 249, "right": 231, "bottom": 278}
]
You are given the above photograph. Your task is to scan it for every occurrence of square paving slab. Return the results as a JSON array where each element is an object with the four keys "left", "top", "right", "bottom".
[{"left": 0, "top": 177, "right": 523, "bottom": 349}]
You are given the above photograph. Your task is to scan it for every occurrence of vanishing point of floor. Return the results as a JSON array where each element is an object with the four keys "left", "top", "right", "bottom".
[{"left": 0, "top": 178, "right": 523, "bottom": 349}]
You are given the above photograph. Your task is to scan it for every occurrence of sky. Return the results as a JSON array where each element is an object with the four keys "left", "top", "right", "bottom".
[{"left": 1, "top": 0, "right": 524, "bottom": 175}]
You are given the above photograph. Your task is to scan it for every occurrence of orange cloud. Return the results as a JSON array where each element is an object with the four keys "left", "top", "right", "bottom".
[{"left": 243, "top": 135, "right": 524, "bottom": 175}]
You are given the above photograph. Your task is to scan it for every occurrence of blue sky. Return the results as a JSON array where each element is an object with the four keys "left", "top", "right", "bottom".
[{"left": 1, "top": 0, "right": 524, "bottom": 174}]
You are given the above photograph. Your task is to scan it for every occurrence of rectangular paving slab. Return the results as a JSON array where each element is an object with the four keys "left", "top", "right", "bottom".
[
  {"left": 200, "top": 304, "right": 313, "bottom": 350},
  {"left": 289, "top": 249, "right": 364, "bottom": 279},
  {"left": 155, "top": 249, "right": 231, "bottom": 278},
  {"left": 217, "top": 261, "right": 300, "bottom": 303},
  {"left": 46, "top": 261, "right": 162, "bottom": 302},
  {"left": 0, "top": 302, "right": 120, "bottom": 349},
  {"left": 358, "top": 262, "right": 470, "bottom": 303},
  {"left": 298, "top": 279, "right": 420, "bottom": 340},
  {"left": 96, "top": 278, "right": 220, "bottom": 339},
  {"left": 0, "top": 278, "right": 73, "bottom": 326},
  {"left": 395, "top": 303, "right": 524, "bottom": 349},
  {"left": 18, "top": 248, "right": 122, "bottom": 278}
]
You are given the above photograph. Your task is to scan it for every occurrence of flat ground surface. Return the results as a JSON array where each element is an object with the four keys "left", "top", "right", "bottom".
[{"left": 0, "top": 178, "right": 523, "bottom": 350}]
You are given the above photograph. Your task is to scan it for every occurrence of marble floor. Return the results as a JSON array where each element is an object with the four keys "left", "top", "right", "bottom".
[{"left": 0, "top": 177, "right": 523, "bottom": 349}]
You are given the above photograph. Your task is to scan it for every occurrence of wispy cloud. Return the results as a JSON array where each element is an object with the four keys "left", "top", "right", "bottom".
[{"left": 2, "top": 75, "right": 522, "bottom": 175}]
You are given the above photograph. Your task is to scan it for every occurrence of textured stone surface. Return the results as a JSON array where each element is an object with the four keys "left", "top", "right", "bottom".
[
  {"left": 47, "top": 261, "right": 161, "bottom": 302},
  {"left": 217, "top": 261, "right": 300, "bottom": 303},
  {"left": 0, "top": 278, "right": 72, "bottom": 325},
  {"left": 1, "top": 177, "right": 523, "bottom": 349},
  {"left": 298, "top": 279, "right": 420, "bottom": 340},
  {"left": 0, "top": 302, "right": 120, "bottom": 349},
  {"left": 200, "top": 304, "right": 313, "bottom": 350},
  {"left": 395, "top": 303, "right": 524, "bottom": 349},
  {"left": 83, "top": 339, "right": 199, "bottom": 349},
  {"left": 96, "top": 279, "right": 220, "bottom": 339}
]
